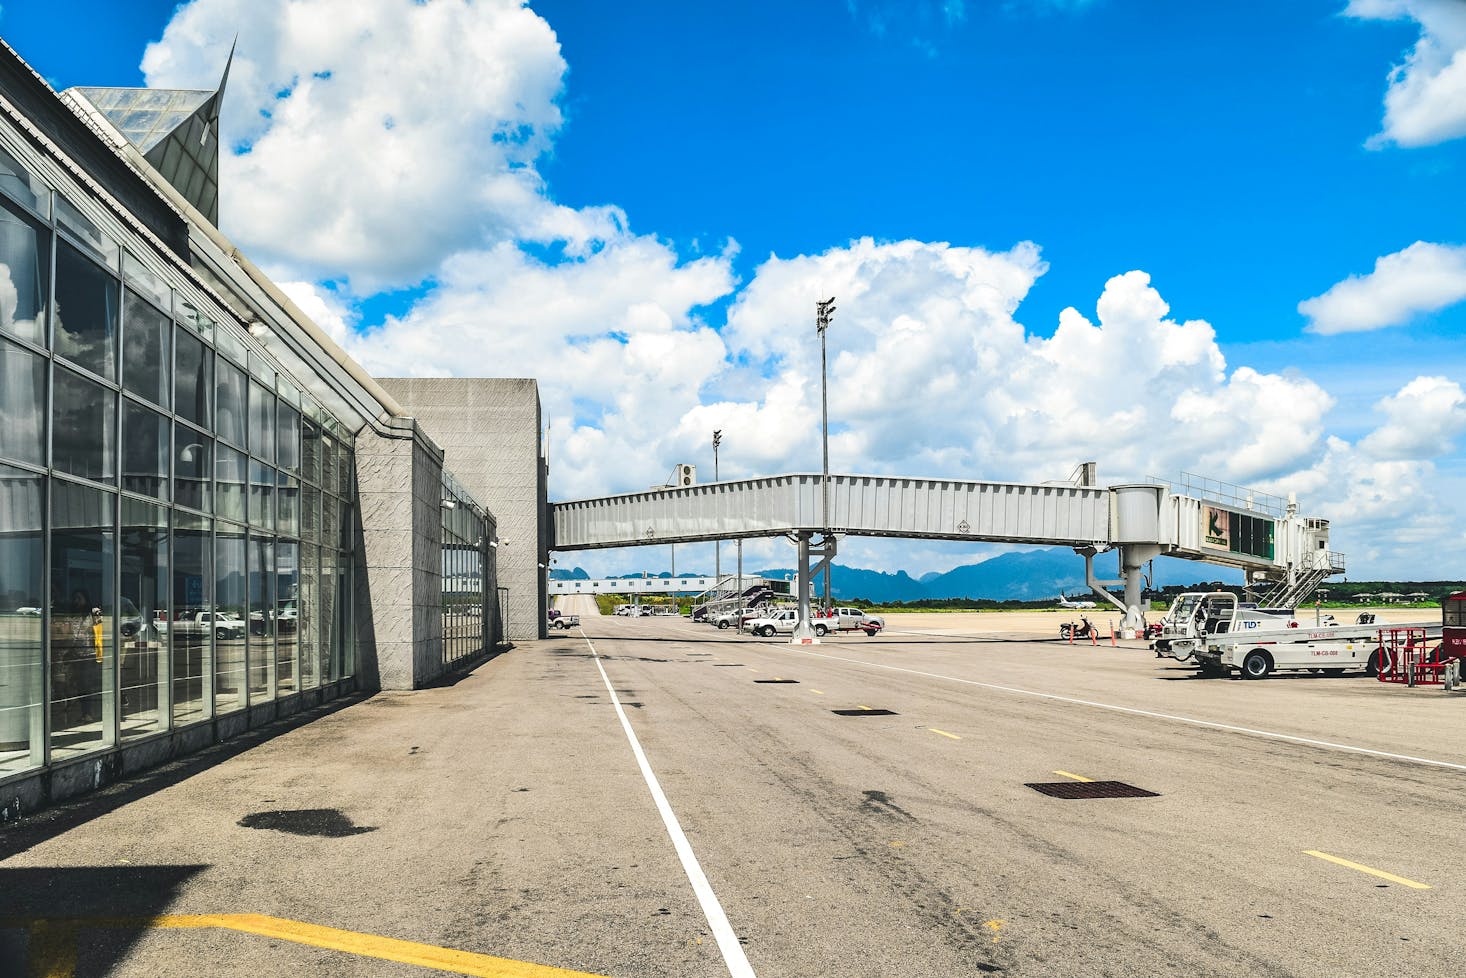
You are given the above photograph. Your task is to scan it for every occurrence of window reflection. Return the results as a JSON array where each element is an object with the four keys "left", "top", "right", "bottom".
[
  {"left": 49, "top": 480, "right": 115, "bottom": 758},
  {"left": 0, "top": 465, "right": 43, "bottom": 775},
  {"left": 0, "top": 199, "right": 47, "bottom": 345},
  {"left": 249, "top": 461, "right": 274, "bottom": 531},
  {"left": 0, "top": 338, "right": 45, "bottom": 466},
  {"left": 215, "top": 444, "right": 247, "bottom": 524},
  {"left": 170, "top": 519, "right": 211, "bottom": 725},
  {"left": 298, "top": 542, "right": 318, "bottom": 690},
  {"left": 174, "top": 327, "right": 212, "bottom": 428},
  {"left": 214, "top": 530, "right": 246, "bottom": 714},
  {"left": 248, "top": 536, "right": 274, "bottom": 702},
  {"left": 54, "top": 367, "right": 115, "bottom": 484},
  {"left": 216, "top": 359, "right": 247, "bottom": 449},
  {"left": 249, "top": 381, "right": 275, "bottom": 464},
  {"left": 121, "top": 401, "right": 168, "bottom": 499},
  {"left": 120, "top": 498, "right": 168, "bottom": 739},
  {"left": 276, "top": 541, "right": 298, "bottom": 695},
  {"left": 121, "top": 289, "right": 170, "bottom": 408},
  {"left": 54, "top": 240, "right": 119, "bottom": 380},
  {"left": 173, "top": 425, "right": 211, "bottom": 512}
]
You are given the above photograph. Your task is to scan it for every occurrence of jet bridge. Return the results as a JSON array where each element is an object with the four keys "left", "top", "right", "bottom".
[{"left": 549, "top": 473, "right": 1345, "bottom": 636}]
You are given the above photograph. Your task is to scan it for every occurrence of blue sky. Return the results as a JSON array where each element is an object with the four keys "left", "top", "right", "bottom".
[{"left": 4, "top": 0, "right": 1465, "bottom": 579}]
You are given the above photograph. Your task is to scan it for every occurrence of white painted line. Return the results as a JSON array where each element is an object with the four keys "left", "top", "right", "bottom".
[
  {"left": 585, "top": 635, "right": 757, "bottom": 978},
  {"left": 770, "top": 645, "right": 1466, "bottom": 775}
]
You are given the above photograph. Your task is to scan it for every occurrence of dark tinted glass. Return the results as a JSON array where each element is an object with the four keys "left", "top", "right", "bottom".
[
  {"left": 277, "top": 404, "right": 300, "bottom": 472},
  {"left": 53, "top": 366, "right": 115, "bottom": 483},
  {"left": 249, "top": 382, "right": 275, "bottom": 464},
  {"left": 121, "top": 400, "right": 169, "bottom": 499},
  {"left": 54, "top": 240, "right": 118, "bottom": 379},
  {"left": 174, "top": 328, "right": 212, "bottom": 428},
  {"left": 121, "top": 289, "right": 170, "bottom": 408}
]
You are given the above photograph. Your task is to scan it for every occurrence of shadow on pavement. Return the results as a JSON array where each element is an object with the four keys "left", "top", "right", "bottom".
[
  {"left": 0, "top": 864, "right": 207, "bottom": 978},
  {"left": 0, "top": 692, "right": 370, "bottom": 862}
]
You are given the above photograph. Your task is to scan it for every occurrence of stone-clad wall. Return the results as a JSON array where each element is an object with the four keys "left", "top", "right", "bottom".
[
  {"left": 377, "top": 378, "right": 546, "bottom": 641},
  {"left": 354, "top": 421, "right": 445, "bottom": 689}
]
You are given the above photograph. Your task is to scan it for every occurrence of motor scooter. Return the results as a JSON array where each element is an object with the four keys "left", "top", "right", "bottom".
[{"left": 1059, "top": 616, "right": 1095, "bottom": 640}]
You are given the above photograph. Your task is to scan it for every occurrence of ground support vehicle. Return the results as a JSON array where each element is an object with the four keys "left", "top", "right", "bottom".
[
  {"left": 155, "top": 610, "right": 247, "bottom": 641},
  {"left": 746, "top": 609, "right": 799, "bottom": 638},
  {"left": 711, "top": 607, "right": 755, "bottom": 629},
  {"left": 548, "top": 614, "right": 580, "bottom": 630},
  {"left": 811, "top": 607, "right": 884, "bottom": 637}
]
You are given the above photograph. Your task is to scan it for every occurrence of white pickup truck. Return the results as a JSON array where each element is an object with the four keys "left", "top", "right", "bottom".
[{"left": 745, "top": 608, "right": 884, "bottom": 638}]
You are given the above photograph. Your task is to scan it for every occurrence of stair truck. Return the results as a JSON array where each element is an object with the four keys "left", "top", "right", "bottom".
[{"left": 1153, "top": 591, "right": 1442, "bottom": 679}]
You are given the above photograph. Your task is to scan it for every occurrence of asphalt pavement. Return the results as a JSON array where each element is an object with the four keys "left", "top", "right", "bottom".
[{"left": 3, "top": 613, "right": 1463, "bottom": 977}]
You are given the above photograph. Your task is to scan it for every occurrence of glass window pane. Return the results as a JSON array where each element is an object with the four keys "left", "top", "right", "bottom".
[
  {"left": 49, "top": 480, "right": 115, "bottom": 759},
  {"left": 174, "top": 327, "right": 213, "bottom": 428},
  {"left": 215, "top": 444, "right": 247, "bottom": 524},
  {"left": 55, "top": 195, "right": 119, "bottom": 269},
  {"left": 54, "top": 240, "right": 119, "bottom": 379},
  {"left": 276, "top": 473, "right": 300, "bottom": 539},
  {"left": 249, "top": 382, "right": 275, "bottom": 464},
  {"left": 54, "top": 366, "right": 116, "bottom": 484},
  {"left": 0, "top": 143, "right": 50, "bottom": 217},
  {"left": 121, "top": 288, "right": 170, "bottom": 408},
  {"left": 320, "top": 549, "right": 338, "bottom": 684},
  {"left": 121, "top": 400, "right": 169, "bottom": 499},
  {"left": 216, "top": 359, "right": 247, "bottom": 449},
  {"left": 249, "top": 461, "right": 275, "bottom": 531},
  {"left": 215, "top": 325, "right": 247, "bottom": 366},
  {"left": 0, "top": 465, "right": 44, "bottom": 775},
  {"left": 122, "top": 253, "right": 169, "bottom": 311},
  {"left": 298, "top": 542, "right": 318, "bottom": 691},
  {"left": 120, "top": 497, "right": 168, "bottom": 740},
  {"left": 214, "top": 531, "right": 246, "bottom": 714},
  {"left": 301, "top": 420, "right": 321, "bottom": 486},
  {"left": 0, "top": 338, "right": 45, "bottom": 465},
  {"left": 276, "top": 541, "right": 298, "bottom": 695},
  {"left": 301, "top": 485, "right": 320, "bottom": 544},
  {"left": 277, "top": 404, "right": 300, "bottom": 473},
  {"left": 321, "top": 434, "right": 336, "bottom": 495},
  {"left": 0, "top": 198, "right": 48, "bottom": 344},
  {"left": 173, "top": 425, "right": 211, "bottom": 512},
  {"left": 248, "top": 536, "right": 274, "bottom": 703},
  {"left": 169, "top": 519, "right": 211, "bottom": 726},
  {"left": 178, "top": 301, "right": 214, "bottom": 342}
]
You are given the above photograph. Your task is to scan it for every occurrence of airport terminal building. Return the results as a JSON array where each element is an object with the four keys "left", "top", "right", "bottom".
[{"left": 0, "top": 40, "right": 547, "bottom": 818}]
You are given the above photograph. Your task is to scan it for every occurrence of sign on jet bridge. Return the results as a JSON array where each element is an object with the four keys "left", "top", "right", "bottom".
[{"left": 1203, "top": 506, "right": 1231, "bottom": 550}]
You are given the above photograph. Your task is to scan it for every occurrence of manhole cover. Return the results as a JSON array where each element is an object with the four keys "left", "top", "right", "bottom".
[
  {"left": 832, "top": 708, "right": 898, "bottom": 717},
  {"left": 1025, "top": 781, "right": 1159, "bottom": 799},
  {"left": 754, "top": 679, "right": 800, "bottom": 684}
]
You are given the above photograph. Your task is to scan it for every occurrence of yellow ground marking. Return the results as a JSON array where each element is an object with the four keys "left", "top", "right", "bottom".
[
  {"left": 858, "top": 704, "right": 871, "bottom": 710},
  {"left": 983, "top": 919, "right": 1005, "bottom": 944},
  {"left": 928, "top": 728, "right": 961, "bottom": 740},
  {"left": 1304, "top": 851, "right": 1432, "bottom": 890},
  {"left": 1053, "top": 770, "right": 1094, "bottom": 783},
  {"left": 888, "top": 840, "right": 905, "bottom": 848},
  {"left": 12, "top": 914, "right": 610, "bottom": 978},
  {"left": 811, "top": 689, "right": 825, "bottom": 695}
]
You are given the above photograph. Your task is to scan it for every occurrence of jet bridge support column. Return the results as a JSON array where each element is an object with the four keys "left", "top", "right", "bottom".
[
  {"left": 1120, "top": 544, "right": 1162, "bottom": 635},
  {"left": 792, "top": 533, "right": 816, "bottom": 642}
]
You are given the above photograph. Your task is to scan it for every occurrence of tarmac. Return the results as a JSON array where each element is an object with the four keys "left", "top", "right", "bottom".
[{"left": 2, "top": 606, "right": 1461, "bottom": 977}]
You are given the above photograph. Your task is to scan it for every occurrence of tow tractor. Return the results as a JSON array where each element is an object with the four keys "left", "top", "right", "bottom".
[{"left": 1152, "top": 591, "right": 1442, "bottom": 679}]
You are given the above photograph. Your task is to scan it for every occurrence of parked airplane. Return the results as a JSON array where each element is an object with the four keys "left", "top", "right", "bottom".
[{"left": 1057, "top": 593, "right": 1097, "bottom": 609}]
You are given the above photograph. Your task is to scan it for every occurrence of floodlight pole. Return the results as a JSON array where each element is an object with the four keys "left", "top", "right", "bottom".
[
  {"left": 816, "top": 298, "right": 835, "bottom": 613},
  {"left": 713, "top": 429, "right": 722, "bottom": 593}
]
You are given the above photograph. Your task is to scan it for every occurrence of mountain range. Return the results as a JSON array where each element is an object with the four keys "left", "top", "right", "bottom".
[{"left": 552, "top": 547, "right": 1243, "bottom": 602}]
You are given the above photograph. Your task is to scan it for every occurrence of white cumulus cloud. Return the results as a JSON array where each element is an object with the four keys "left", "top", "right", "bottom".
[
  {"left": 1298, "top": 241, "right": 1466, "bottom": 333},
  {"left": 1347, "top": 0, "right": 1466, "bottom": 147}
]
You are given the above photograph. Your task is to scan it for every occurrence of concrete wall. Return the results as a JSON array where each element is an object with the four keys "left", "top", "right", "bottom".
[
  {"left": 354, "top": 420, "right": 445, "bottom": 689},
  {"left": 378, "top": 378, "right": 546, "bottom": 641}
]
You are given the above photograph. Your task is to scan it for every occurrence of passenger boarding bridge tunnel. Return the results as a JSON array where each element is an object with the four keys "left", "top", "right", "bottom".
[{"left": 549, "top": 473, "right": 1344, "bottom": 638}]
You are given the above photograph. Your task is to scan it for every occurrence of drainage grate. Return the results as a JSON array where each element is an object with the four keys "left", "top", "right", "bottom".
[
  {"left": 1025, "top": 781, "right": 1159, "bottom": 799},
  {"left": 713, "top": 664, "right": 744, "bottom": 667},
  {"left": 832, "top": 708, "right": 898, "bottom": 717},
  {"left": 754, "top": 679, "right": 800, "bottom": 684}
]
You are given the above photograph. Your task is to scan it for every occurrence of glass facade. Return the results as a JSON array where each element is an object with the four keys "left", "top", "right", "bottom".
[
  {"left": 441, "top": 475, "right": 489, "bottom": 671},
  {"left": 0, "top": 129, "right": 358, "bottom": 780}
]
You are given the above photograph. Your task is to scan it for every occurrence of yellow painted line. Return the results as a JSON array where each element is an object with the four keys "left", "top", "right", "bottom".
[
  {"left": 1304, "top": 851, "right": 1431, "bottom": 890},
  {"left": 1053, "top": 770, "right": 1094, "bottom": 783},
  {"left": 858, "top": 704, "right": 871, "bottom": 711},
  {"left": 928, "top": 727, "right": 961, "bottom": 740},
  {"left": 15, "top": 915, "right": 610, "bottom": 978},
  {"left": 810, "top": 689, "right": 825, "bottom": 695}
]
